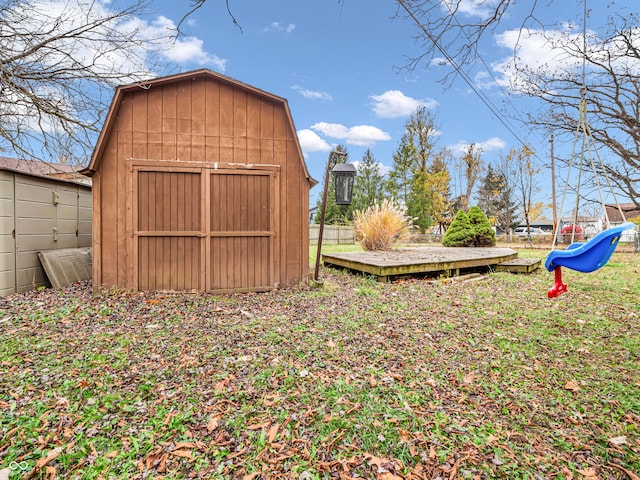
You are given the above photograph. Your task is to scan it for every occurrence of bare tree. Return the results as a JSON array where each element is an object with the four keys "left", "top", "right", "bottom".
[
  {"left": 515, "top": 15, "right": 640, "bottom": 207},
  {"left": 0, "top": 0, "right": 173, "bottom": 165},
  {"left": 449, "top": 143, "right": 483, "bottom": 211},
  {"left": 507, "top": 145, "right": 542, "bottom": 235},
  {"left": 394, "top": 0, "right": 532, "bottom": 86}
]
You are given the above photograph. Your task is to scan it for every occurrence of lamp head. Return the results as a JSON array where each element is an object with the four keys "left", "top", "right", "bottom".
[{"left": 332, "top": 162, "right": 357, "bottom": 205}]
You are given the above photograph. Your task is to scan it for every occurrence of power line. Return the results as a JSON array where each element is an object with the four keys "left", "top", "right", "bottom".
[
  {"left": 441, "top": 0, "right": 529, "bottom": 130},
  {"left": 396, "top": 0, "right": 539, "bottom": 155}
]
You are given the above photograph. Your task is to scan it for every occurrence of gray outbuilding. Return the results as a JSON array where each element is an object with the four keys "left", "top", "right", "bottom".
[{"left": 0, "top": 158, "right": 91, "bottom": 295}]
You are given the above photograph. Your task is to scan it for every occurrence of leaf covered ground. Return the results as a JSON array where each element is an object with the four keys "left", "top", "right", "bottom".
[{"left": 1, "top": 252, "right": 639, "bottom": 479}]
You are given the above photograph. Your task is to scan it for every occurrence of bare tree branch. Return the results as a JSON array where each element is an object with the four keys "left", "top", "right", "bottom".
[
  {"left": 520, "top": 13, "right": 640, "bottom": 206},
  {"left": 0, "top": 0, "right": 173, "bottom": 165},
  {"left": 177, "top": 0, "right": 243, "bottom": 34},
  {"left": 395, "top": 0, "right": 528, "bottom": 86}
]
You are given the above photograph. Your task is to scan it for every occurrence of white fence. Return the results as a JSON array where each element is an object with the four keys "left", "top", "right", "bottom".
[{"left": 309, "top": 225, "right": 639, "bottom": 252}]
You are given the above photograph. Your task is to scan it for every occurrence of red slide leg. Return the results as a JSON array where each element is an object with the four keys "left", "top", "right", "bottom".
[{"left": 548, "top": 266, "right": 568, "bottom": 298}]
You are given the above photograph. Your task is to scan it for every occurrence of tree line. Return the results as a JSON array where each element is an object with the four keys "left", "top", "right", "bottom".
[{"left": 315, "top": 106, "right": 545, "bottom": 234}]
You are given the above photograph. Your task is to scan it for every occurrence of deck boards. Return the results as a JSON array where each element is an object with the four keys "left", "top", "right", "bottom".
[
  {"left": 322, "top": 246, "right": 520, "bottom": 281},
  {"left": 494, "top": 257, "right": 541, "bottom": 274}
]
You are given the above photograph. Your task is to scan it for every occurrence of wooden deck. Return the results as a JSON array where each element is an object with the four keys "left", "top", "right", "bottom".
[
  {"left": 494, "top": 257, "right": 541, "bottom": 274},
  {"left": 322, "top": 246, "right": 520, "bottom": 281}
]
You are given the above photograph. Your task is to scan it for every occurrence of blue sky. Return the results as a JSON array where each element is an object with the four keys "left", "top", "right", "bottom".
[{"left": 143, "top": 0, "right": 633, "bottom": 210}]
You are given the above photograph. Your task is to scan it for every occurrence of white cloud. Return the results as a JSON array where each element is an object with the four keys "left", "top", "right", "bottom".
[
  {"left": 494, "top": 28, "right": 581, "bottom": 81},
  {"left": 152, "top": 16, "right": 226, "bottom": 70},
  {"left": 263, "top": 22, "right": 296, "bottom": 34},
  {"left": 292, "top": 85, "right": 333, "bottom": 101},
  {"left": 441, "top": 0, "right": 502, "bottom": 18},
  {"left": 493, "top": 25, "right": 640, "bottom": 92},
  {"left": 353, "top": 160, "right": 392, "bottom": 176},
  {"left": 297, "top": 129, "right": 332, "bottom": 155},
  {"left": 473, "top": 71, "right": 496, "bottom": 90},
  {"left": 432, "top": 56, "right": 452, "bottom": 67},
  {"left": 448, "top": 137, "right": 506, "bottom": 156},
  {"left": 311, "top": 122, "right": 350, "bottom": 138},
  {"left": 311, "top": 122, "right": 391, "bottom": 147},
  {"left": 163, "top": 36, "right": 226, "bottom": 69},
  {"left": 369, "top": 90, "right": 439, "bottom": 118},
  {"left": 479, "top": 137, "right": 507, "bottom": 151}
]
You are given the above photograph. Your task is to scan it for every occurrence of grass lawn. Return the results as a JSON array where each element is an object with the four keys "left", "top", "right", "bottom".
[{"left": 1, "top": 247, "right": 638, "bottom": 479}]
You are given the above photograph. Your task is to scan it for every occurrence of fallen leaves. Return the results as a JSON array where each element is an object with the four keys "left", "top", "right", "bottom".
[
  {"left": 608, "top": 463, "right": 640, "bottom": 480},
  {"left": 578, "top": 467, "right": 599, "bottom": 480},
  {"left": 1, "top": 265, "right": 639, "bottom": 479},
  {"left": 207, "top": 413, "right": 223, "bottom": 433},
  {"left": 564, "top": 379, "right": 581, "bottom": 391},
  {"left": 214, "top": 373, "right": 236, "bottom": 392},
  {"left": 267, "top": 423, "right": 279, "bottom": 443},
  {"left": 609, "top": 435, "right": 628, "bottom": 446},
  {"left": 364, "top": 454, "right": 404, "bottom": 480},
  {"left": 143, "top": 440, "right": 205, "bottom": 473},
  {"left": 21, "top": 447, "right": 63, "bottom": 479}
]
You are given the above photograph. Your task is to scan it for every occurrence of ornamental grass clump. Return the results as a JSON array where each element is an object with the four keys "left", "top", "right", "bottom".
[{"left": 354, "top": 199, "right": 412, "bottom": 251}]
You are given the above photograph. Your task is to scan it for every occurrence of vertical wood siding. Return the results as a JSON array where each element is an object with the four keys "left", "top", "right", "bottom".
[
  {"left": 210, "top": 172, "right": 272, "bottom": 291},
  {"left": 137, "top": 171, "right": 201, "bottom": 291},
  {"left": 93, "top": 72, "right": 311, "bottom": 292}
]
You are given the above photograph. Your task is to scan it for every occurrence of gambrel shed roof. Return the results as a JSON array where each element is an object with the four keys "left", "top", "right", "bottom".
[
  {"left": 84, "top": 68, "right": 314, "bottom": 184},
  {"left": 85, "top": 69, "right": 316, "bottom": 293}
]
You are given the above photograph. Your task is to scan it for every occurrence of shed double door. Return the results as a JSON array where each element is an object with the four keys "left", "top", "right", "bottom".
[{"left": 135, "top": 167, "right": 275, "bottom": 292}]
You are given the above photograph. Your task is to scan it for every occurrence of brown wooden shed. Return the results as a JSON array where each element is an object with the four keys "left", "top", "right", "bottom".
[{"left": 84, "top": 69, "right": 316, "bottom": 293}]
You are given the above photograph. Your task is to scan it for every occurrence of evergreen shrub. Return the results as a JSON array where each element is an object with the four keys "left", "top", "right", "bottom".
[
  {"left": 468, "top": 205, "right": 496, "bottom": 246},
  {"left": 442, "top": 209, "right": 475, "bottom": 247}
]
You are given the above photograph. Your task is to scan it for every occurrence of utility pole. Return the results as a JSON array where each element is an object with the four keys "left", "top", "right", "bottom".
[{"left": 550, "top": 133, "right": 557, "bottom": 235}]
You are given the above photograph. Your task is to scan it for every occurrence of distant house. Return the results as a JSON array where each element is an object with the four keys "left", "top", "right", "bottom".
[
  {"left": 559, "top": 216, "right": 603, "bottom": 239},
  {"left": 309, "top": 206, "right": 318, "bottom": 224},
  {"left": 605, "top": 203, "right": 640, "bottom": 244},
  {"left": 605, "top": 203, "right": 640, "bottom": 224},
  {"left": 0, "top": 158, "right": 91, "bottom": 295},
  {"left": 511, "top": 220, "right": 554, "bottom": 237},
  {"left": 522, "top": 219, "right": 554, "bottom": 233}
]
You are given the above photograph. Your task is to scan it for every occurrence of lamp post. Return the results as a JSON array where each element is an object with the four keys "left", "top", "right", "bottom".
[{"left": 313, "top": 150, "right": 356, "bottom": 282}]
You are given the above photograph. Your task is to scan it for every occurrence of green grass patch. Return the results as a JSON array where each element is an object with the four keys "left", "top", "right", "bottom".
[{"left": 0, "top": 251, "right": 638, "bottom": 478}]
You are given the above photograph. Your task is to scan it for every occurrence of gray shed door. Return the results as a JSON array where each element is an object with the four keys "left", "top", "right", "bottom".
[{"left": 0, "top": 170, "right": 15, "bottom": 295}]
